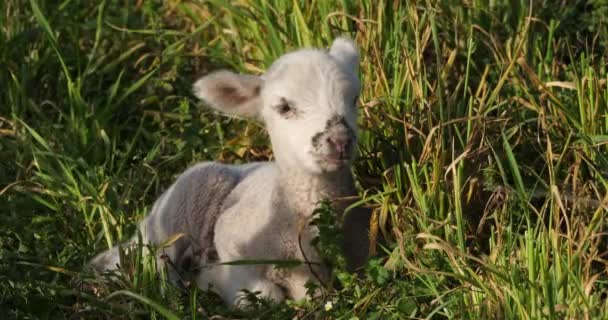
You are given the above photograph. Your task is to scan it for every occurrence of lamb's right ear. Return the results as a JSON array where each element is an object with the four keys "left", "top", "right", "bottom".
[{"left": 193, "top": 70, "right": 263, "bottom": 118}]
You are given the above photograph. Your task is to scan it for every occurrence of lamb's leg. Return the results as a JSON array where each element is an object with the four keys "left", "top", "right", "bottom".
[
  {"left": 87, "top": 228, "right": 157, "bottom": 272},
  {"left": 283, "top": 268, "right": 313, "bottom": 301},
  {"left": 197, "top": 265, "right": 285, "bottom": 307},
  {"left": 88, "top": 185, "right": 175, "bottom": 272},
  {"left": 270, "top": 262, "right": 327, "bottom": 302},
  {"left": 89, "top": 242, "right": 124, "bottom": 271}
]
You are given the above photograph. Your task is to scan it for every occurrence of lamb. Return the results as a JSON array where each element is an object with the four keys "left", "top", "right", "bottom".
[{"left": 90, "top": 37, "right": 370, "bottom": 306}]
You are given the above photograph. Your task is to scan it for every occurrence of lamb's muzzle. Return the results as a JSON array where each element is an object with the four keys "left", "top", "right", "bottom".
[{"left": 312, "top": 115, "right": 356, "bottom": 169}]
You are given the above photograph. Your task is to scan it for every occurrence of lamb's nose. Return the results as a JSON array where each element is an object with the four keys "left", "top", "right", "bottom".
[{"left": 327, "top": 135, "right": 350, "bottom": 154}]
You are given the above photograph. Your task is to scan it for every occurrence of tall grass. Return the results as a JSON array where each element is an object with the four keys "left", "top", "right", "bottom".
[{"left": 1, "top": 0, "right": 607, "bottom": 318}]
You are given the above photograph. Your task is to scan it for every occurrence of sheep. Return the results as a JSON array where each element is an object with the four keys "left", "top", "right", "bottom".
[{"left": 90, "top": 37, "right": 370, "bottom": 306}]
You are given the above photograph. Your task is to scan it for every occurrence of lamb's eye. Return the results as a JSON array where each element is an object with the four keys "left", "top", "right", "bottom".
[
  {"left": 275, "top": 98, "right": 295, "bottom": 117},
  {"left": 279, "top": 103, "right": 291, "bottom": 114}
]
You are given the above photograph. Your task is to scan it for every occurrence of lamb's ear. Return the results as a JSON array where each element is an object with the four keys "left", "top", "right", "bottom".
[
  {"left": 193, "top": 70, "right": 263, "bottom": 118},
  {"left": 329, "top": 37, "right": 359, "bottom": 73}
]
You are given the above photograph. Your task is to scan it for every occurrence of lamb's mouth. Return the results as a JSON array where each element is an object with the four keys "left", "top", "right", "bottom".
[{"left": 318, "top": 154, "right": 350, "bottom": 167}]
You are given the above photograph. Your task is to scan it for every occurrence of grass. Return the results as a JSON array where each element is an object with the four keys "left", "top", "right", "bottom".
[{"left": 1, "top": 0, "right": 608, "bottom": 318}]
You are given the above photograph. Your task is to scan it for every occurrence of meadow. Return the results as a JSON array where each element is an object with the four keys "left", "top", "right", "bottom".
[{"left": 1, "top": 0, "right": 608, "bottom": 319}]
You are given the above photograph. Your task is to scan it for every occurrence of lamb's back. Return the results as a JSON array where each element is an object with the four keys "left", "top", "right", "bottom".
[{"left": 143, "top": 161, "right": 266, "bottom": 264}]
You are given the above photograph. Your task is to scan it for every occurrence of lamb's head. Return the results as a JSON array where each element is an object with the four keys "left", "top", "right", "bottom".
[{"left": 193, "top": 38, "right": 360, "bottom": 174}]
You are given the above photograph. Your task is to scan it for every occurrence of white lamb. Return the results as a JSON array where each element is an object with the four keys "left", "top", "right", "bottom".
[{"left": 90, "top": 37, "right": 370, "bottom": 306}]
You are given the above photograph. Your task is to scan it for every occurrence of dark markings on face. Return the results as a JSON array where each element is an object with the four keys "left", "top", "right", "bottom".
[
  {"left": 311, "top": 131, "right": 324, "bottom": 147},
  {"left": 311, "top": 115, "right": 355, "bottom": 150},
  {"left": 326, "top": 115, "right": 349, "bottom": 129},
  {"left": 275, "top": 97, "right": 297, "bottom": 118}
]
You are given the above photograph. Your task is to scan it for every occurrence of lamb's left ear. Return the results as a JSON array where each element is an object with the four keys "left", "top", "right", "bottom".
[
  {"left": 193, "top": 70, "right": 263, "bottom": 118},
  {"left": 329, "top": 37, "right": 359, "bottom": 73}
]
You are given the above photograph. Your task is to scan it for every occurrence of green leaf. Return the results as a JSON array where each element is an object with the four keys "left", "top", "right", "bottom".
[{"left": 105, "top": 290, "right": 180, "bottom": 320}]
